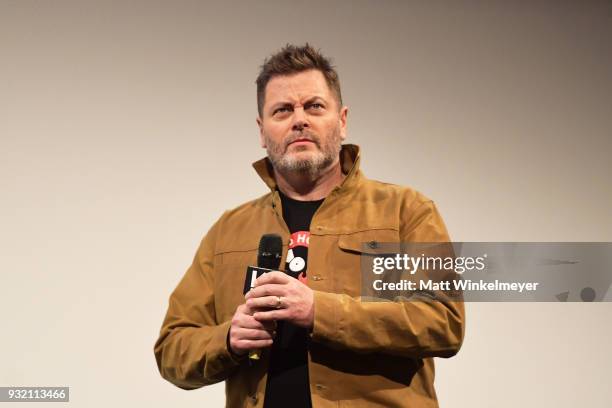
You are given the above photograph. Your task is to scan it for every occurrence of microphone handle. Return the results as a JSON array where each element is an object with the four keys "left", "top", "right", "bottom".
[{"left": 244, "top": 266, "right": 280, "bottom": 361}]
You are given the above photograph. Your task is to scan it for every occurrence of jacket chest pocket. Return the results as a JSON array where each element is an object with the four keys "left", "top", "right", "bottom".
[
  {"left": 213, "top": 250, "right": 257, "bottom": 323},
  {"left": 313, "top": 229, "right": 399, "bottom": 298}
]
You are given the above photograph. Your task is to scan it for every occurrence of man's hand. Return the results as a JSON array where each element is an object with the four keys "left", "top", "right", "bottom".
[
  {"left": 228, "top": 303, "right": 276, "bottom": 356},
  {"left": 244, "top": 271, "right": 314, "bottom": 329}
]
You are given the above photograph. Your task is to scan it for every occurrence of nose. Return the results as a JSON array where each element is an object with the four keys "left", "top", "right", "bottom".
[{"left": 291, "top": 107, "right": 309, "bottom": 131}]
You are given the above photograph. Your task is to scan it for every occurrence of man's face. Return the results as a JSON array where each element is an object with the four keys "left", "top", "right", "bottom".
[{"left": 257, "top": 69, "right": 348, "bottom": 176}]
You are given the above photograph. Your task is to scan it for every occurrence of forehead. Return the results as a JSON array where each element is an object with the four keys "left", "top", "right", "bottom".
[{"left": 264, "top": 69, "right": 333, "bottom": 105}]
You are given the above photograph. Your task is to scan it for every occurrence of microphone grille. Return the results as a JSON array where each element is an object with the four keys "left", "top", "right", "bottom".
[{"left": 257, "top": 234, "right": 283, "bottom": 270}]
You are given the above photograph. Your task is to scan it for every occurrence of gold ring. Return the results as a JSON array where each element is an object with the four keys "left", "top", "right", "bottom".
[{"left": 275, "top": 296, "right": 282, "bottom": 309}]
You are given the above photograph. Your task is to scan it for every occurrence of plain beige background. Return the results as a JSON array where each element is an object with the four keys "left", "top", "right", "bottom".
[{"left": 1, "top": 1, "right": 611, "bottom": 407}]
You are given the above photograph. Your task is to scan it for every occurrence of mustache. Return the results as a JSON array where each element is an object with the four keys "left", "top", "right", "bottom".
[{"left": 284, "top": 131, "right": 320, "bottom": 149}]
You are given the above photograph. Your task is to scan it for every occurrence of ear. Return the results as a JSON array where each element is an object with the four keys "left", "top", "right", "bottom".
[
  {"left": 256, "top": 116, "right": 266, "bottom": 148},
  {"left": 338, "top": 106, "right": 348, "bottom": 141}
]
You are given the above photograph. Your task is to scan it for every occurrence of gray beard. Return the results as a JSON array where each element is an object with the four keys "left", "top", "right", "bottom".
[
  {"left": 268, "top": 147, "right": 338, "bottom": 178},
  {"left": 265, "top": 128, "right": 343, "bottom": 179}
]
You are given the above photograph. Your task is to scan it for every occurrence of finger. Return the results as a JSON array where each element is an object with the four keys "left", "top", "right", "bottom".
[
  {"left": 246, "top": 295, "right": 286, "bottom": 310},
  {"left": 233, "top": 327, "right": 275, "bottom": 341},
  {"left": 254, "top": 271, "right": 291, "bottom": 286},
  {"left": 245, "top": 283, "right": 286, "bottom": 300},
  {"left": 237, "top": 314, "right": 271, "bottom": 330},
  {"left": 253, "top": 309, "right": 287, "bottom": 322},
  {"left": 239, "top": 303, "right": 252, "bottom": 315},
  {"left": 234, "top": 338, "right": 274, "bottom": 351},
  {"left": 237, "top": 302, "right": 256, "bottom": 316}
]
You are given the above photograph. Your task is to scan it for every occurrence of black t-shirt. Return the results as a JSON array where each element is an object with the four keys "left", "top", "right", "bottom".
[{"left": 263, "top": 190, "right": 324, "bottom": 408}]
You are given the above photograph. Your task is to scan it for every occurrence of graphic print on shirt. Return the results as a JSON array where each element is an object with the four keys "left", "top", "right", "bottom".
[{"left": 286, "top": 231, "right": 310, "bottom": 284}]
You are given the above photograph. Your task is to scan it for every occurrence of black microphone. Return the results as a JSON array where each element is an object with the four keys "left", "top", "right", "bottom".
[
  {"left": 244, "top": 234, "right": 283, "bottom": 360},
  {"left": 258, "top": 234, "right": 283, "bottom": 270}
]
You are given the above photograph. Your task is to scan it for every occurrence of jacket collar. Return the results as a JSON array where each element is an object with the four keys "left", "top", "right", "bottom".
[{"left": 252, "top": 143, "right": 362, "bottom": 193}]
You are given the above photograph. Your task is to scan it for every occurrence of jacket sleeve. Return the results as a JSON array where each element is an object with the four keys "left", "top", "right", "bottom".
[
  {"left": 310, "top": 200, "right": 465, "bottom": 359},
  {"left": 154, "top": 217, "right": 242, "bottom": 389}
]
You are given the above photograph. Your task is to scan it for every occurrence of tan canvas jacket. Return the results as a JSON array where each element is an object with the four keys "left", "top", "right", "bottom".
[{"left": 154, "top": 144, "right": 465, "bottom": 407}]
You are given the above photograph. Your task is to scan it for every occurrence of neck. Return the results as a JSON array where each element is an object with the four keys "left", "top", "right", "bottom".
[{"left": 274, "top": 159, "right": 345, "bottom": 201}]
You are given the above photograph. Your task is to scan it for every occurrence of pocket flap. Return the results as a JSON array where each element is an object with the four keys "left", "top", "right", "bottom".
[{"left": 337, "top": 229, "right": 400, "bottom": 254}]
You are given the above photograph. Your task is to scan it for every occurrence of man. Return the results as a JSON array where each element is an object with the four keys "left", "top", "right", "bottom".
[{"left": 154, "top": 44, "right": 465, "bottom": 407}]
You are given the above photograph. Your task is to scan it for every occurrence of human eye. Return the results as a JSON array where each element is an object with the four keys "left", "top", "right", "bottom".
[
  {"left": 273, "top": 105, "right": 292, "bottom": 116},
  {"left": 306, "top": 102, "right": 324, "bottom": 110}
]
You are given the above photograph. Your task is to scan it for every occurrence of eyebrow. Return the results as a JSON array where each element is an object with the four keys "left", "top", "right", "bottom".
[
  {"left": 268, "top": 96, "right": 327, "bottom": 113},
  {"left": 303, "top": 96, "right": 326, "bottom": 105},
  {"left": 269, "top": 102, "right": 293, "bottom": 113}
]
